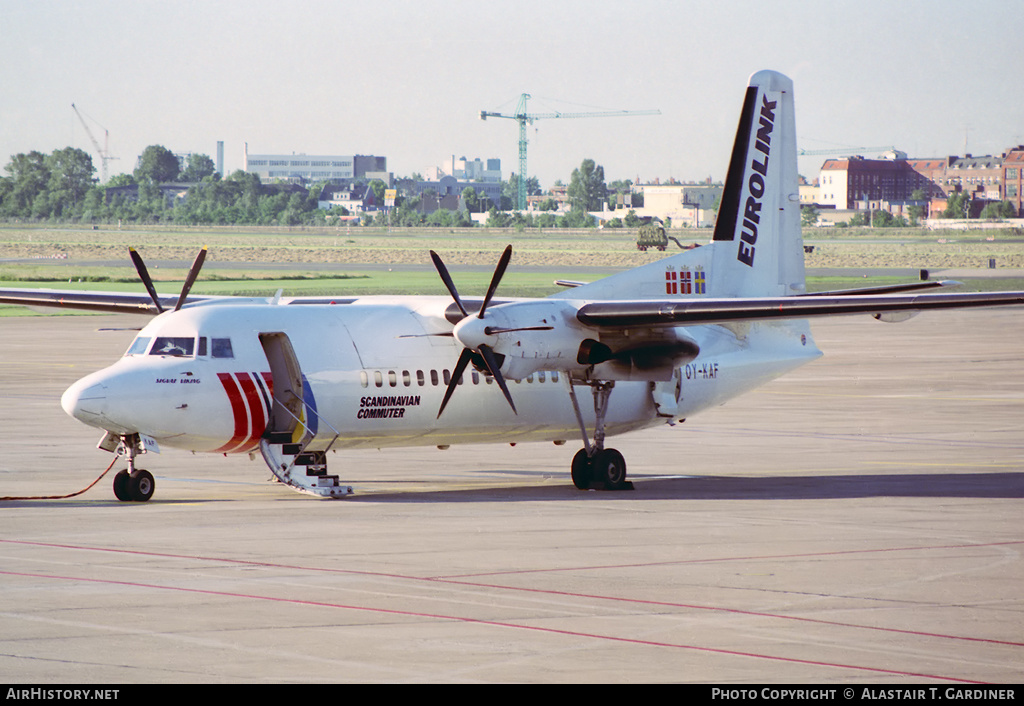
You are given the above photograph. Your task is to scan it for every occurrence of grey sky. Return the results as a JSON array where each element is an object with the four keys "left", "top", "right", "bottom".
[{"left": 2, "top": 0, "right": 1022, "bottom": 188}]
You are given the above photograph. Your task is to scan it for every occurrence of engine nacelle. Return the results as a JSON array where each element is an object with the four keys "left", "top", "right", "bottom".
[
  {"left": 454, "top": 299, "right": 702, "bottom": 383},
  {"left": 476, "top": 300, "right": 593, "bottom": 380},
  {"left": 587, "top": 333, "right": 699, "bottom": 382}
]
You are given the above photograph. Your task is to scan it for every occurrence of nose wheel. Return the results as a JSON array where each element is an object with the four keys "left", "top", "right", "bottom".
[{"left": 112, "top": 434, "right": 156, "bottom": 502}]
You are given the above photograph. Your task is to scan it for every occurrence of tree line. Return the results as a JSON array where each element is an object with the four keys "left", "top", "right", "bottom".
[
  {"left": 1, "top": 144, "right": 644, "bottom": 228},
  {"left": 0, "top": 145, "right": 334, "bottom": 226}
]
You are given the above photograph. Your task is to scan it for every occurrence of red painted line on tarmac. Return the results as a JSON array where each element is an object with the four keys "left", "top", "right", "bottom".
[
  {"left": 4, "top": 538, "right": 1022, "bottom": 651},
  {"left": 431, "top": 576, "right": 1024, "bottom": 649},
  {"left": 439, "top": 540, "right": 1024, "bottom": 579},
  {"left": 0, "top": 568, "right": 984, "bottom": 684}
]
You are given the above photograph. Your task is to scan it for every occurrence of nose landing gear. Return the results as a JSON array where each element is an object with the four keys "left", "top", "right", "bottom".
[{"left": 111, "top": 434, "right": 155, "bottom": 502}]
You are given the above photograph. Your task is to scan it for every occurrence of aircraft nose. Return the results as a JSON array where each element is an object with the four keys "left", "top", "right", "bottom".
[{"left": 61, "top": 377, "right": 107, "bottom": 426}]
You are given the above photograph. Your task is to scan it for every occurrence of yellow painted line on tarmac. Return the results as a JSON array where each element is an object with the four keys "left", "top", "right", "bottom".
[
  {"left": 758, "top": 389, "right": 887, "bottom": 399},
  {"left": 760, "top": 389, "right": 1022, "bottom": 403},
  {"left": 866, "top": 460, "right": 1022, "bottom": 469},
  {"left": 0, "top": 361, "right": 80, "bottom": 369}
]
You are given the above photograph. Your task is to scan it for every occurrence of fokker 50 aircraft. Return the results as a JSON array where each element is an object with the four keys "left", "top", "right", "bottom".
[{"left": 3, "top": 70, "right": 1023, "bottom": 502}]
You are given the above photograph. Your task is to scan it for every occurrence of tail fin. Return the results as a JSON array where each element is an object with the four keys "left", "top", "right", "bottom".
[
  {"left": 549, "top": 70, "right": 804, "bottom": 303},
  {"left": 710, "top": 70, "right": 805, "bottom": 297}
]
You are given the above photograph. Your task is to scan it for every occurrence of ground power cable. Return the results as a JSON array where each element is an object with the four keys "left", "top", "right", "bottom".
[{"left": 0, "top": 455, "right": 119, "bottom": 501}]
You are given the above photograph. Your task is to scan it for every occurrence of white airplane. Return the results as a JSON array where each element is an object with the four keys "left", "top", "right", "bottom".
[{"left": 4, "top": 70, "right": 1023, "bottom": 503}]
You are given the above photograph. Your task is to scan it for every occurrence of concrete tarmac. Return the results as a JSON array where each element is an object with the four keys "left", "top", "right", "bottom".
[{"left": 1, "top": 308, "right": 1022, "bottom": 683}]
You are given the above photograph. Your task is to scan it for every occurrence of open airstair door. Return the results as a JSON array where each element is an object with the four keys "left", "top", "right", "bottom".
[
  {"left": 258, "top": 332, "right": 351, "bottom": 498},
  {"left": 260, "top": 332, "right": 304, "bottom": 441}
]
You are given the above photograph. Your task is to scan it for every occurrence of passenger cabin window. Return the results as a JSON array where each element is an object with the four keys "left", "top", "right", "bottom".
[
  {"left": 125, "top": 337, "right": 151, "bottom": 356},
  {"left": 150, "top": 337, "right": 194, "bottom": 357}
]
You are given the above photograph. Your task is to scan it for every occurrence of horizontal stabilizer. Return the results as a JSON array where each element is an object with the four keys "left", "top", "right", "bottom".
[{"left": 0, "top": 288, "right": 172, "bottom": 314}]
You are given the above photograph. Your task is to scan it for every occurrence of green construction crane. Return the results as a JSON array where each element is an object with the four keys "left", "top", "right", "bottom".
[{"left": 480, "top": 94, "right": 660, "bottom": 211}]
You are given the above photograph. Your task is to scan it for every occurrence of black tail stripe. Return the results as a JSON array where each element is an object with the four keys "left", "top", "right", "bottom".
[{"left": 713, "top": 86, "right": 759, "bottom": 243}]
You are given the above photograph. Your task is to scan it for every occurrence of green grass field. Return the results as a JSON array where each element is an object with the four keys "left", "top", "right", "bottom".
[{"left": 2, "top": 224, "right": 1021, "bottom": 315}]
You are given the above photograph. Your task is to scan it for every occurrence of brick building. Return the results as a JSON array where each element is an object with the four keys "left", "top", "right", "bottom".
[{"left": 812, "top": 146, "right": 1024, "bottom": 217}]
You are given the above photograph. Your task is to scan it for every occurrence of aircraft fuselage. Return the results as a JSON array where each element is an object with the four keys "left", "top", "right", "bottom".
[{"left": 60, "top": 297, "right": 821, "bottom": 457}]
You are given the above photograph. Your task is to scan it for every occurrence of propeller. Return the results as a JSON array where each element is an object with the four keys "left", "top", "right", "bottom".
[
  {"left": 129, "top": 246, "right": 207, "bottom": 314},
  {"left": 129, "top": 247, "right": 165, "bottom": 314},
  {"left": 432, "top": 245, "right": 518, "bottom": 418},
  {"left": 174, "top": 246, "right": 207, "bottom": 312}
]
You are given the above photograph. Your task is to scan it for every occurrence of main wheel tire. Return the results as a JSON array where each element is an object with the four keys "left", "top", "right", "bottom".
[
  {"left": 593, "top": 448, "right": 627, "bottom": 489},
  {"left": 112, "top": 469, "right": 131, "bottom": 501},
  {"left": 128, "top": 469, "right": 154, "bottom": 502},
  {"left": 570, "top": 449, "right": 592, "bottom": 490}
]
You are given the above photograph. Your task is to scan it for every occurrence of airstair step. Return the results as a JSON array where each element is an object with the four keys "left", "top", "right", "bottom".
[{"left": 264, "top": 431, "right": 292, "bottom": 444}]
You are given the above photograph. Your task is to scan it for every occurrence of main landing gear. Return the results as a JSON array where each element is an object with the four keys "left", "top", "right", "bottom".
[
  {"left": 111, "top": 433, "right": 155, "bottom": 502},
  {"left": 565, "top": 379, "right": 634, "bottom": 491}
]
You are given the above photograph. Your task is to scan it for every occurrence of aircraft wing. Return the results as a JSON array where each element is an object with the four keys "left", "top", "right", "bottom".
[
  {"left": 575, "top": 290, "right": 1024, "bottom": 328},
  {"left": 0, "top": 287, "right": 213, "bottom": 315}
]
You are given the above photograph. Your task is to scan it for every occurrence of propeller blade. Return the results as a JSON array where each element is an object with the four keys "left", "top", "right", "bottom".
[
  {"left": 129, "top": 247, "right": 165, "bottom": 314},
  {"left": 429, "top": 250, "right": 468, "bottom": 317},
  {"left": 437, "top": 348, "right": 473, "bottom": 419},
  {"left": 396, "top": 331, "right": 454, "bottom": 339},
  {"left": 479, "top": 344, "right": 516, "bottom": 415},
  {"left": 478, "top": 245, "right": 512, "bottom": 319},
  {"left": 483, "top": 325, "right": 554, "bottom": 335},
  {"left": 174, "top": 246, "right": 207, "bottom": 312}
]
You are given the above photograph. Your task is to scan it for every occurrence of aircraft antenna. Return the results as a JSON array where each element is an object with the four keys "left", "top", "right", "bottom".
[{"left": 480, "top": 95, "right": 660, "bottom": 210}]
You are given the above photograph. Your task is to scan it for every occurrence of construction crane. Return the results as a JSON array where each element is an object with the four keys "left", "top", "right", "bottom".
[
  {"left": 481, "top": 94, "right": 660, "bottom": 210},
  {"left": 797, "top": 145, "right": 897, "bottom": 156},
  {"left": 71, "top": 104, "right": 118, "bottom": 183}
]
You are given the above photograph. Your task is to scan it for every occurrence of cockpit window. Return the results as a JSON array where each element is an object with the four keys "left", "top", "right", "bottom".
[
  {"left": 211, "top": 338, "right": 234, "bottom": 358},
  {"left": 150, "top": 337, "right": 195, "bottom": 357},
  {"left": 125, "top": 336, "right": 151, "bottom": 356}
]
